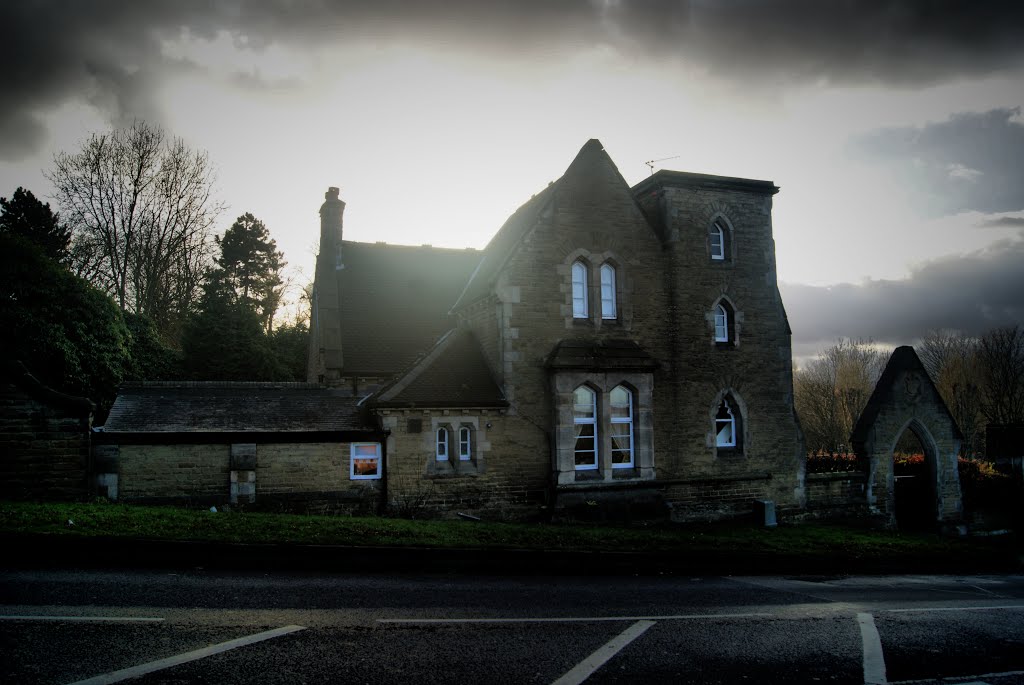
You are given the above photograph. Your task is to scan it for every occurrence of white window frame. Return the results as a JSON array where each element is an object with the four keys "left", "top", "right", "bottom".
[
  {"left": 715, "top": 399, "right": 737, "bottom": 448},
  {"left": 436, "top": 426, "right": 449, "bottom": 461},
  {"left": 571, "top": 261, "right": 589, "bottom": 319},
  {"left": 573, "top": 386, "right": 598, "bottom": 470},
  {"left": 600, "top": 263, "right": 617, "bottom": 320},
  {"left": 714, "top": 303, "right": 729, "bottom": 343},
  {"left": 350, "top": 442, "right": 382, "bottom": 480},
  {"left": 459, "top": 425, "right": 472, "bottom": 461},
  {"left": 610, "top": 385, "right": 634, "bottom": 468},
  {"left": 710, "top": 219, "right": 727, "bottom": 261}
]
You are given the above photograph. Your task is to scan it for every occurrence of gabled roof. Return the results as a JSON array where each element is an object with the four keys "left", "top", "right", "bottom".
[
  {"left": 371, "top": 328, "right": 507, "bottom": 408},
  {"left": 102, "top": 382, "right": 374, "bottom": 433},
  {"left": 851, "top": 346, "right": 964, "bottom": 446},
  {"left": 546, "top": 339, "right": 659, "bottom": 371},
  {"left": 336, "top": 241, "right": 480, "bottom": 375},
  {"left": 454, "top": 138, "right": 637, "bottom": 311},
  {"left": 452, "top": 181, "right": 559, "bottom": 311}
]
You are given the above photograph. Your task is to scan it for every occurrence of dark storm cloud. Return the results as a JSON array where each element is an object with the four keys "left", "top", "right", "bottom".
[
  {"left": 979, "top": 216, "right": 1024, "bottom": 228},
  {"left": 3, "top": 1, "right": 1024, "bottom": 160},
  {"left": 782, "top": 233, "right": 1024, "bottom": 358},
  {"left": 852, "top": 108, "right": 1024, "bottom": 216}
]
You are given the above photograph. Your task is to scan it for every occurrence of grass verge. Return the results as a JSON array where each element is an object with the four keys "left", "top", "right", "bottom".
[{"left": 1, "top": 500, "right": 1019, "bottom": 571}]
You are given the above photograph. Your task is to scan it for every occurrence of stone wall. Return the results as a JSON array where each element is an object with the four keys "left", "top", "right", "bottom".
[
  {"left": 380, "top": 410, "right": 549, "bottom": 519},
  {"left": 652, "top": 181, "right": 805, "bottom": 518},
  {"left": 803, "top": 472, "right": 869, "bottom": 519},
  {"left": 0, "top": 368, "right": 93, "bottom": 501},
  {"left": 101, "top": 439, "right": 383, "bottom": 514}
]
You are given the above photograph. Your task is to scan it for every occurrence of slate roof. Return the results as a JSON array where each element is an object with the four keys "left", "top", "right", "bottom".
[
  {"left": 336, "top": 241, "right": 481, "bottom": 375},
  {"left": 101, "top": 382, "right": 374, "bottom": 433},
  {"left": 546, "top": 339, "right": 659, "bottom": 371},
  {"left": 371, "top": 329, "right": 507, "bottom": 408}
]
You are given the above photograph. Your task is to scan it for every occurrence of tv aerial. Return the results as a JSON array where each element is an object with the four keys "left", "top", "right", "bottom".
[{"left": 644, "top": 155, "right": 680, "bottom": 175}]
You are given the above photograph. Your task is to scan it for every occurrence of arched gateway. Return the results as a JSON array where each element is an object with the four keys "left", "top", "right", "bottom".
[{"left": 851, "top": 346, "right": 964, "bottom": 530}]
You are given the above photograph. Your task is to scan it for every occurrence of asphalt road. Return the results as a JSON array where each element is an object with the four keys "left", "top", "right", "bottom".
[{"left": 2, "top": 569, "right": 1024, "bottom": 684}]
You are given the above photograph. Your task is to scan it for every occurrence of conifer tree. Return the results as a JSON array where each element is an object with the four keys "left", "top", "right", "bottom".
[
  {"left": 215, "top": 213, "right": 285, "bottom": 332},
  {"left": 0, "top": 187, "right": 71, "bottom": 263}
]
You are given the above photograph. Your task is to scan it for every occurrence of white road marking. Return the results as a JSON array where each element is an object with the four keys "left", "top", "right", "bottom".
[
  {"left": 885, "top": 605, "right": 1024, "bottom": 613},
  {"left": 65, "top": 624, "right": 306, "bottom": 685},
  {"left": 550, "top": 619, "right": 656, "bottom": 685},
  {"left": 857, "top": 612, "right": 888, "bottom": 685},
  {"left": 0, "top": 615, "right": 164, "bottom": 623},
  {"left": 892, "top": 670, "right": 1024, "bottom": 684},
  {"left": 379, "top": 611, "right": 774, "bottom": 624}
]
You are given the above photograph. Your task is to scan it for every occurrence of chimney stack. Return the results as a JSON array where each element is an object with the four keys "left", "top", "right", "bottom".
[{"left": 319, "top": 186, "right": 345, "bottom": 270}]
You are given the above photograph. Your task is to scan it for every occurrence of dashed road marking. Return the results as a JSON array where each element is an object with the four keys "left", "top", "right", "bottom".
[
  {"left": 379, "top": 611, "right": 774, "bottom": 624},
  {"left": 65, "top": 624, "right": 306, "bottom": 685},
  {"left": 0, "top": 615, "right": 164, "bottom": 623},
  {"left": 892, "top": 671, "right": 1024, "bottom": 684},
  {"left": 884, "top": 605, "right": 1024, "bottom": 613},
  {"left": 550, "top": 619, "right": 656, "bottom": 685},
  {"left": 858, "top": 612, "right": 888, "bottom": 685}
]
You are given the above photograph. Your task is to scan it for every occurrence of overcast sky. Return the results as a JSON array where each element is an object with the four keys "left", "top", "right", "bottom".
[{"left": 2, "top": 1, "right": 1022, "bottom": 360}]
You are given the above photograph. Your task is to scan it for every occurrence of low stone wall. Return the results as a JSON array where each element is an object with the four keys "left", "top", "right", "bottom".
[
  {"left": 96, "top": 437, "right": 384, "bottom": 514},
  {"left": 0, "top": 364, "right": 93, "bottom": 501},
  {"left": 663, "top": 474, "right": 773, "bottom": 522},
  {"left": 803, "top": 471, "right": 869, "bottom": 519}
]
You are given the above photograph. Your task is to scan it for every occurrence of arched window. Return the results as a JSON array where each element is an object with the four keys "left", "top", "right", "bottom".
[
  {"left": 573, "top": 386, "right": 598, "bottom": 470},
  {"left": 436, "top": 427, "right": 449, "bottom": 461},
  {"left": 610, "top": 385, "right": 633, "bottom": 468},
  {"left": 715, "top": 396, "right": 742, "bottom": 449},
  {"left": 600, "top": 264, "right": 617, "bottom": 320},
  {"left": 572, "top": 261, "right": 589, "bottom": 319},
  {"left": 714, "top": 302, "right": 731, "bottom": 343},
  {"left": 459, "top": 426, "right": 472, "bottom": 461},
  {"left": 710, "top": 217, "right": 730, "bottom": 261}
]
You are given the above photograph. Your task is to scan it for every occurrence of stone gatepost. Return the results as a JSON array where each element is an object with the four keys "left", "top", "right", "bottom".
[
  {"left": 229, "top": 443, "right": 257, "bottom": 505},
  {"left": 93, "top": 444, "right": 120, "bottom": 500}
]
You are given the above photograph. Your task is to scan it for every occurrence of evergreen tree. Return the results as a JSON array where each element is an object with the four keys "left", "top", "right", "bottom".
[
  {"left": 0, "top": 187, "right": 71, "bottom": 263},
  {"left": 181, "top": 269, "right": 282, "bottom": 381},
  {"left": 0, "top": 232, "right": 129, "bottom": 415},
  {"left": 215, "top": 213, "right": 285, "bottom": 332}
]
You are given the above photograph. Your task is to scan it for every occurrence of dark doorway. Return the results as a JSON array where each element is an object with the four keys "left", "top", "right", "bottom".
[{"left": 893, "top": 425, "right": 936, "bottom": 531}]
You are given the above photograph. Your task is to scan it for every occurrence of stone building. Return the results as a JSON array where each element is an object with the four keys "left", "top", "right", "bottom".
[{"left": 308, "top": 139, "right": 805, "bottom": 520}]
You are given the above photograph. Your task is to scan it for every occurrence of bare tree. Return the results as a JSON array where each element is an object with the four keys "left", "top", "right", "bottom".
[
  {"left": 978, "top": 325, "right": 1024, "bottom": 426},
  {"left": 918, "top": 329, "right": 985, "bottom": 456},
  {"left": 794, "top": 338, "right": 888, "bottom": 454},
  {"left": 48, "top": 121, "right": 222, "bottom": 341}
]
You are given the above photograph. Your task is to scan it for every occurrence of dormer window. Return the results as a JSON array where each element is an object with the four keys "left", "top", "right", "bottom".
[
  {"left": 572, "top": 261, "right": 589, "bottom": 318},
  {"left": 600, "top": 264, "right": 617, "bottom": 320}
]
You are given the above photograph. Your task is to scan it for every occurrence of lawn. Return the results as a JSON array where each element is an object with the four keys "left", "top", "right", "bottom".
[{"left": 1, "top": 500, "right": 1018, "bottom": 574}]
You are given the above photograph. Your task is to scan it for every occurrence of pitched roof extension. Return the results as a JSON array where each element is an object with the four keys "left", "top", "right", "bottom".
[
  {"left": 102, "top": 382, "right": 374, "bottom": 433},
  {"left": 335, "top": 241, "right": 481, "bottom": 375},
  {"left": 371, "top": 329, "right": 507, "bottom": 408},
  {"left": 546, "top": 339, "right": 659, "bottom": 371}
]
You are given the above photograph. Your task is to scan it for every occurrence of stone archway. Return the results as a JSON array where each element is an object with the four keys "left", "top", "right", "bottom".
[{"left": 851, "top": 346, "right": 963, "bottom": 530}]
